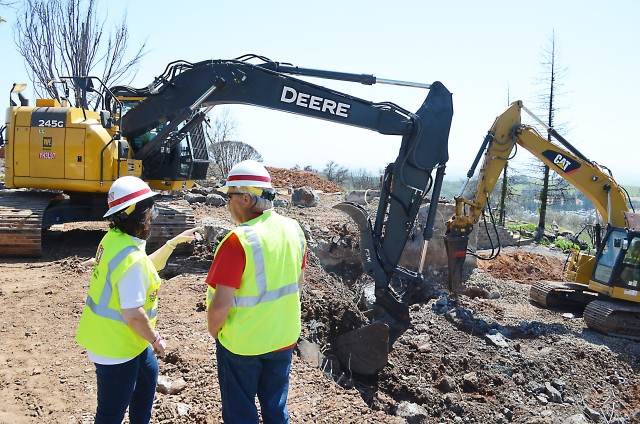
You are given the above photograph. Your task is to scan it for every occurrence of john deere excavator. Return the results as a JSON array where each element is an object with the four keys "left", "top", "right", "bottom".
[
  {"left": 444, "top": 100, "right": 640, "bottom": 339},
  {"left": 2, "top": 55, "right": 453, "bottom": 366}
]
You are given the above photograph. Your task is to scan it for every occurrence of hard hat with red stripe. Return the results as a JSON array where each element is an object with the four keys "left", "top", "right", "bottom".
[
  {"left": 104, "top": 176, "right": 157, "bottom": 217},
  {"left": 220, "top": 160, "right": 273, "bottom": 192}
]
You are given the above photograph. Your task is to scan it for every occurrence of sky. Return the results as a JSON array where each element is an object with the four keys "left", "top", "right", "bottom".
[{"left": 1, "top": 0, "right": 639, "bottom": 186}]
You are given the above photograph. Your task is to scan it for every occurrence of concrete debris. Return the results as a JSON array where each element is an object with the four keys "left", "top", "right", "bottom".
[
  {"left": 157, "top": 376, "right": 187, "bottom": 395},
  {"left": 544, "top": 381, "right": 563, "bottom": 403},
  {"left": 184, "top": 193, "right": 207, "bottom": 204},
  {"left": 344, "top": 190, "right": 380, "bottom": 205},
  {"left": 292, "top": 187, "right": 319, "bottom": 207},
  {"left": 395, "top": 401, "right": 428, "bottom": 423},
  {"left": 485, "top": 330, "right": 510, "bottom": 348},
  {"left": 297, "top": 338, "right": 325, "bottom": 368},
  {"left": 205, "top": 193, "right": 226, "bottom": 206}
]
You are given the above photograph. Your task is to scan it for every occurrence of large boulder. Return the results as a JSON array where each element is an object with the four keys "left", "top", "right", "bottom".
[{"left": 291, "top": 186, "right": 319, "bottom": 207}]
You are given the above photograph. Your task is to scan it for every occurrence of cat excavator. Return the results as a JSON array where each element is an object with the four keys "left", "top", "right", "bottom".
[
  {"left": 2, "top": 55, "right": 453, "bottom": 368},
  {"left": 444, "top": 100, "right": 640, "bottom": 339}
]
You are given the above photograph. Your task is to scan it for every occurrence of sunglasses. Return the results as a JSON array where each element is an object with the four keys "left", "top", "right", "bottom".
[{"left": 148, "top": 204, "right": 159, "bottom": 221}]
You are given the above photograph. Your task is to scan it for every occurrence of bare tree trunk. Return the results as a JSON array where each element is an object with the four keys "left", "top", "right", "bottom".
[
  {"left": 536, "top": 165, "right": 550, "bottom": 240},
  {"left": 498, "top": 164, "right": 508, "bottom": 226},
  {"left": 15, "top": 0, "right": 146, "bottom": 107},
  {"left": 533, "top": 30, "right": 568, "bottom": 240}
]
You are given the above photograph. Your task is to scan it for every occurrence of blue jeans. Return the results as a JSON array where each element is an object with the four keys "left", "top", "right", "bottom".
[
  {"left": 94, "top": 345, "right": 159, "bottom": 424},
  {"left": 216, "top": 340, "right": 292, "bottom": 424}
]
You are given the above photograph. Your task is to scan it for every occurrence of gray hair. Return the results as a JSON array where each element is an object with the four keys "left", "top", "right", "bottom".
[{"left": 236, "top": 186, "right": 274, "bottom": 212}]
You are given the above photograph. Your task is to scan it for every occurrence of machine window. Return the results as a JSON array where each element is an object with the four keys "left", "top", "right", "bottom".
[{"left": 593, "top": 230, "right": 626, "bottom": 284}]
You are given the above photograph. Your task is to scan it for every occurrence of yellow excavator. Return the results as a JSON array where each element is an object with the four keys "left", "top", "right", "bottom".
[
  {"left": 1, "top": 79, "right": 205, "bottom": 256},
  {"left": 444, "top": 100, "right": 640, "bottom": 339}
]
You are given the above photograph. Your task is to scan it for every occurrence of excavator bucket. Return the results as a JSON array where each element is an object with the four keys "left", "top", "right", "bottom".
[
  {"left": 331, "top": 202, "right": 411, "bottom": 373},
  {"left": 333, "top": 202, "right": 410, "bottom": 332},
  {"left": 334, "top": 322, "right": 389, "bottom": 376}
]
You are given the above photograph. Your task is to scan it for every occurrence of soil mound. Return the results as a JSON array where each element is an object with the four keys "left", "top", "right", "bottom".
[
  {"left": 476, "top": 246, "right": 567, "bottom": 283},
  {"left": 266, "top": 166, "right": 343, "bottom": 192}
]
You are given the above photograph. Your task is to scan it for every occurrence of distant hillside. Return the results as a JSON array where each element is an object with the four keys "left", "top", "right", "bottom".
[{"left": 440, "top": 175, "right": 640, "bottom": 212}]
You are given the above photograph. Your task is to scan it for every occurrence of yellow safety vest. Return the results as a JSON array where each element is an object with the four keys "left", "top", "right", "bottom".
[
  {"left": 76, "top": 228, "right": 161, "bottom": 358},
  {"left": 207, "top": 210, "right": 306, "bottom": 355}
]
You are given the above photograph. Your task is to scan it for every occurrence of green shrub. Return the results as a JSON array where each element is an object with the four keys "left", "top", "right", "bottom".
[
  {"left": 506, "top": 222, "right": 537, "bottom": 233},
  {"left": 552, "top": 238, "right": 580, "bottom": 251}
]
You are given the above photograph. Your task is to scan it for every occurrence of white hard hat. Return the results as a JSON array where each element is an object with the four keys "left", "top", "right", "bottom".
[
  {"left": 220, "top": 160, "right": 272, "bottom": 192},
  {"left": 104, "top": 176, "right": 157, "bottom": 217}
]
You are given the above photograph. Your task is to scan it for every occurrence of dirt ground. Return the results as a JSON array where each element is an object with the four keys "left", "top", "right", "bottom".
[{"left": 1, "top": 166, "right": 640, "bottom": 423}]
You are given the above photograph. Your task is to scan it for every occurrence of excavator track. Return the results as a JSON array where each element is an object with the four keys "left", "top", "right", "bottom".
[
  {"left": 147, "top": 196, "right": 196, "bottom": 254},
  {"left": 0, "top": 191, "right": 53, "bottom": 257},
  {"left": 583, "top": 300, "right": 640, "bottom": 340},
  {"left": 529, "top": 280, "right": 597, "bottom": 310}
]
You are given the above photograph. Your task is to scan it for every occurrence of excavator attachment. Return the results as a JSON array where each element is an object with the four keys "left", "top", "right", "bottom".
[
  {"left": 333, "top": 202, "right": 411, "bottom": 329},
  {"left": 3, "top": 57, "right": 454, "bottom": 371},
  {"left": 443, "top": 235, "right": 469, "bottom": 294},
  {"left": 331, "top": 202, "right": 407, "bottom": 375},
  {"left": 330, "top": 79, "right": 452, "bottom": 373}
]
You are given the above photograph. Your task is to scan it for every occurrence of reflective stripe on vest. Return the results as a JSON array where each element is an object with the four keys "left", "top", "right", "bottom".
[
  {"left": 76, "top": 229, "right": 161, "bottom": 358},
  {"left": 84, "top": 245, "right": 158, "bottom": 322},
  {"left": 230, "top": 224, "right": 303, "bottom": 308},
  {"left": 206, "top": 221, "right": 306, "bottom": 308}
]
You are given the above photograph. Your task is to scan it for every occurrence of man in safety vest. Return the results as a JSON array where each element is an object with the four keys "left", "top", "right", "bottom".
[
  {"left": 76, "top": 175, "right": 199, "bottom": 423},
  {"left": 206, "top": 160, "right": 306, "bottom": 424}
]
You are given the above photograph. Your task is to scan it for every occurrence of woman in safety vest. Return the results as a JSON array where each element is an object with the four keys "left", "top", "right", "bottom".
[
  {"left": 76, "top": 175, "right": 199, "bottom": 424},
  {"left": 206, "top": 160, "right": 306, "bottom": 424}
]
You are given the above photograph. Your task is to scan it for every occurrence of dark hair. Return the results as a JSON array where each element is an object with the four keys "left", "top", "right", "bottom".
[{"left": 109, "top": 197, "right": 155, "bottom": 239}]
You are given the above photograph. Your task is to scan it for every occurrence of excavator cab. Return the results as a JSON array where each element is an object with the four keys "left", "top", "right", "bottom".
[
  {"left": 115, "top": 95, "right": 209, "bottom": 183},
  {"left": 619, "top": 236, "right": 640, "bottom": 286},
  {"left": 591, "top": 222, "right": 640, "bottom": 300}
]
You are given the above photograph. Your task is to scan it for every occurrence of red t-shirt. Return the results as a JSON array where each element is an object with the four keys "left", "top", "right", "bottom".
[{"left": 205, "top": 233, "right": 246, "bottom": 289}]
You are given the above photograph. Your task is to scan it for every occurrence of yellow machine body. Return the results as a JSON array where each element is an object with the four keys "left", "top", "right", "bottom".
[{"left": 4, "top": 99, "right": 142, "bottom": 193}]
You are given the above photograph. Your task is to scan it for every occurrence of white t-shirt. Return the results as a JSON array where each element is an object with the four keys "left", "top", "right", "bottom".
[{"left": 88, "top": 236, "right": 152, "bottom": 365}]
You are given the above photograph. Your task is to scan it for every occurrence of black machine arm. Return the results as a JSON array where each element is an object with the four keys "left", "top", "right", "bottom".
[{"left": 115, "top": 57, "right": 453, "bottom": 331}]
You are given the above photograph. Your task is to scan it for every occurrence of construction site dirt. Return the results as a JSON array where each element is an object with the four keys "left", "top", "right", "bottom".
[{"left": 0, "top": 165, "right": 639, "bottom": 423}]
